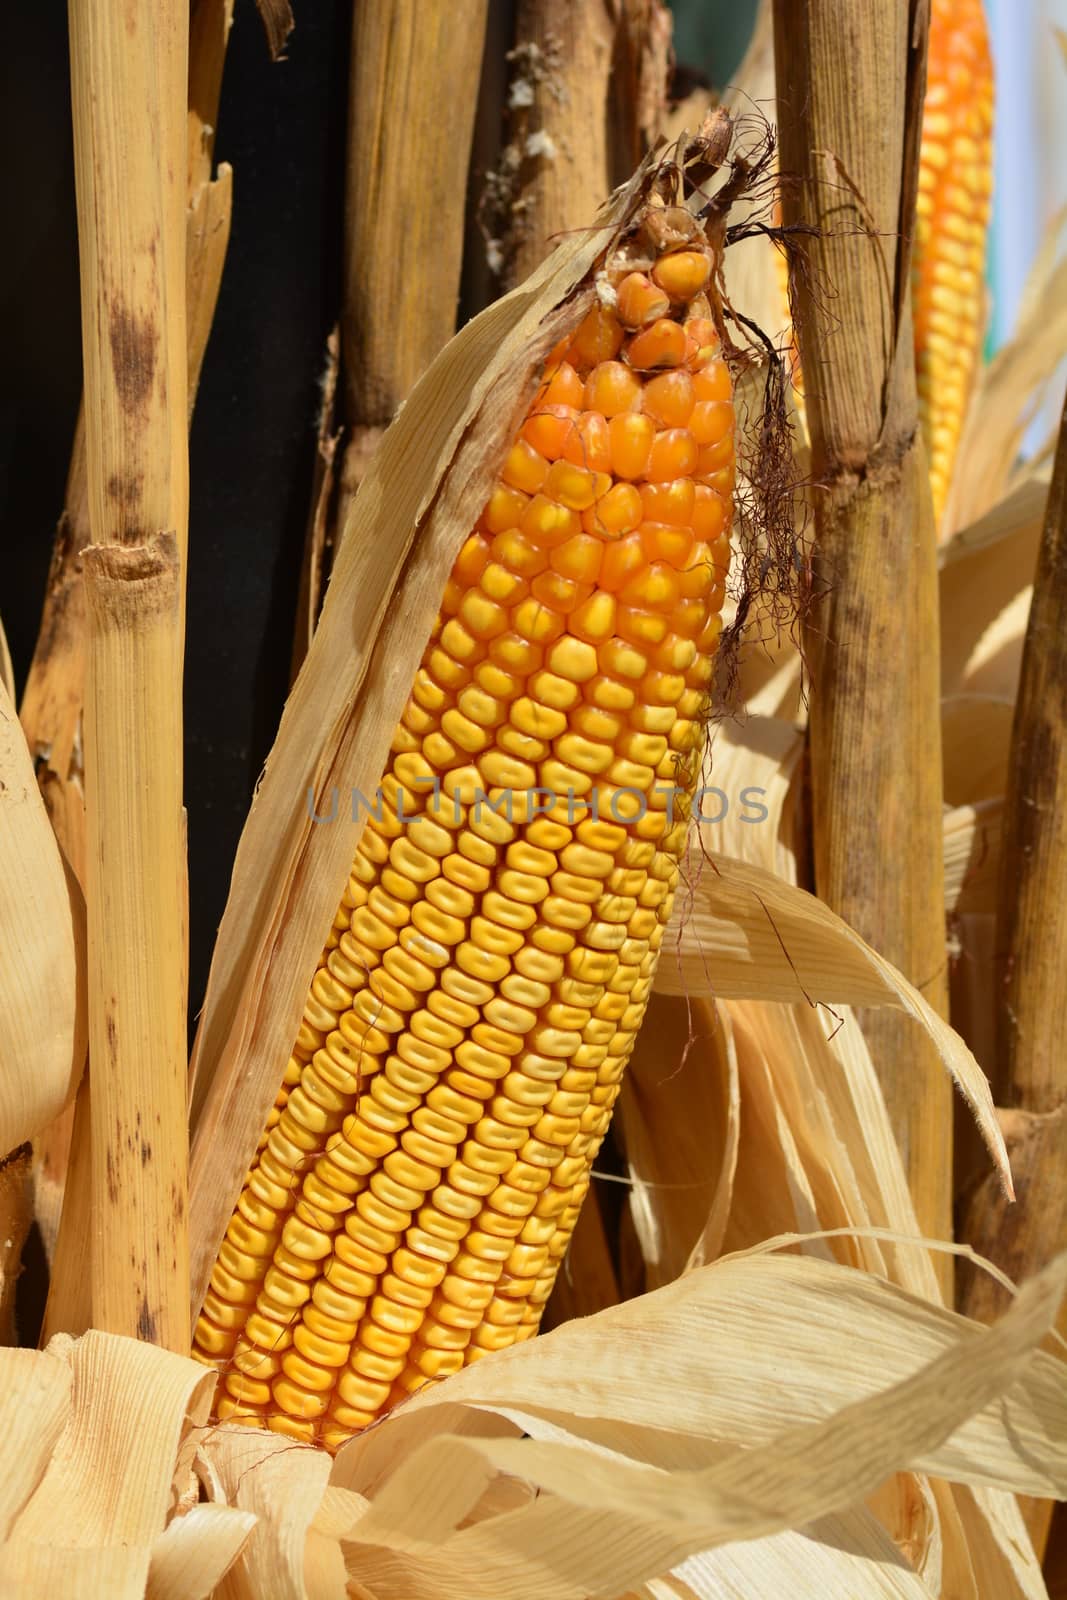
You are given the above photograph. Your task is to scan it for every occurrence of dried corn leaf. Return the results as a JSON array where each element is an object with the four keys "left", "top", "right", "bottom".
[
  {"left": 326, "top": 1251, "right": 1066, "bottom": 1600},
  {"left": 0, "top": 1348, "right": 71, "bottom": 1539},
  {"left": 939, "top": 476, "right": 1046, "bottom": 700},
  {"left": 0, "top": 1333, "right": 218, "bottom": 1598},
  {"left": 648, "top": 1509, "right": 937, "bottom": 1598},
  {"left": 0, "top": 678, "right": 85, "bottom": 1155},
  {"left": 199, "top": 1428, "right": 333, "bottom": 1600},
  {"left": 0, "top": 1543, "right": 151, "bottom": 1596},
  {"left": 187, "top": 155, "right": 672, "bottom": 1306},
  {"left": 618, "top": 993, "right": 739, "bottom": 1288},
  {"left": 10, "top": 1332, "right": 214, "bottom": 1548},
  {"left": 146, "top": 1504, "right": 256, "bottom": 1600},
  {"left": 944, "top": 801, "right": 1001, "bottom": 918},
  {"left": 704, "top": 714, "right": 804, "bottom": 877},
  {"left": 941, "top": 695, "right": 1013, "bottom": 806},
  {"left": 653, "top": 853, "right": 1007, "bottom": 1186}
]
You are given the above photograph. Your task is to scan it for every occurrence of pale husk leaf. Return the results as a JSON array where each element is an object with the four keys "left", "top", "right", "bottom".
[
  {"left": 944, "top": 800, "right": 1001, "bottom": 917},
  {"left": 646, "top": 1508, "right": 937, "bottom": 1599},
  {"left": 9, "top": 1332, "right": 214, "bottom": 1548},
  {"left": 617, "top": 993, "right": 740, "bottom": 1287},
  {"left": 0, "top": 678, "right": 85, "bottom": 1154},
  {"left": 146, "top": 1504, "right": 257, "bottom": 1600},
  {"left": 939, "top": 475, "right": 1046, "bottom": 701},
  {"left": 323, "top": 1251, "right": 1066, "bottom": 1600},
  {"left": 0, "top": 1347, "right": 71, "bottom": 1540},
  {"left": 940, "top": 694, "right": 1013, "bottom": 806},
  {"left": 651, "top": 853, "right": 1008, "bottom": 1188},
  {"left": 702, "top": 713, "right": 803, "bottom": 877},
  {"left": 0, "top": 1542, "right": 152, "bottom": 1596},
  {"left": 199, "top": 1428, "right": 334, "bottom": 1600}
]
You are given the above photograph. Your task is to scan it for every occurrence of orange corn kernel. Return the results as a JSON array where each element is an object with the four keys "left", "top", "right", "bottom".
[
  {"left": 483, "top": 484, "right": 528, "bottom": 535},
  {"left": 502, "top": 439, "right": 550, "bottom": 494},
  {"left": 684, "top": 318, "right": 719, "bottom": 371},
  {"left": 550, "top": 533, "right": 603, "bottom": 584},
  {"left": 561, "top": 412, "right": 611, "bottom": 474},
  {"left": 695, "top": 438, "right": 734, "bottom": 480},
  {"left": 519, "top": 495, "right": 581, "bottom": 548},
  {"left": 615, "top": 272, "right": 670, "bottom": 329},
  {"left": 523, "top": 406, "right": 579, "bottom": 461},
  {"left": 544, "top": 460, "right": 612, "bottom": 512},
  {"left": 693, "top": 360, "right": 731, "bottom": 402},
  {"left": 536, "top": 360, "right": 584, "bottom": 409},
  {"left": 640, "top": 521, "right": 694, "bottom": 568},
  {"left": 652, "top": 250, "right": 712, "bottom": 300},
  {"left": 625, "top": 319, "right": 688, "bottom": 371},
  {"left": 608, "top": 414, "right": 655, "bottom": 480},
  {"left": 491, "top": 528, "right": 549, "bottom": 577},
  {"left": 691, "top": 485, "right": 729, "bottom": 541},
  {"left": 599, "top": 531, "right": 646, "bottom": 592},
  {"left": 645, "top": 428, "right": 699, "bottom": 483},
  {"left": 581, "top": 482, "right": 643, "bottom": 539},
  {"left": 640, "top": 478, "right": 695, "bottom": 527},
  {"left": 568, "top": 305, "right": 624, "bottom": 366},
  {"left": 642, "top": 370, "right": 695, "bottom": 428},
  {"left": 689, "top": 401, "right": 734, "bottom": 448},
  {"left": 584, "top": 361, "right": 643, "bottom": 417}
]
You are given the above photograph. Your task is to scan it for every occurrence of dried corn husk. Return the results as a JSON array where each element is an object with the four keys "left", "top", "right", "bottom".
[
  {"left": 0, "top": 678, "right": 85, "bottom": 1158},
  {"left": 5, "top": 1247, "right": 1058, "bottom": 1599}
]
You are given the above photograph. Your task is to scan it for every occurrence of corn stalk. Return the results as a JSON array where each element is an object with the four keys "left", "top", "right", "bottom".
[
  {"left": 772, "top": 0, "right": 951, "bottom": 1290},
  {"left": 958, "top": 392, "right": 1067, "bottom": 1559},
  {"left": 65, "top": 0, "right": 190, "bottom": 1350}
]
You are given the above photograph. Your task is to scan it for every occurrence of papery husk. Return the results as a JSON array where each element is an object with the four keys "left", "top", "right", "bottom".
[
  {"left": 651, "top": 852, "right": 1008, "bottom": 1189},
  {"left": 0, "top": 1331, "right": 250, "bottom": 1599},
  {"left": 0, "top": 677, "right": 86, "bottom": 1158},
  {"left": 198, "top": 1427, "right": 335, "bottom": 1600},
  {"left": 944, "top": 801, "right": 1001, "bottom": 918},
  {"left": 939, "top": 476, "right": 1047, "bottom": 702},
  {"left": 313, "top": 1248, "right": 1067, "bottom": 1600},
  {"left": 5, "top": 1257, "right": 1062, "bottom": 1599},
  {"left": 617, "top": 992, "right": 739, "bottom": 1289}
]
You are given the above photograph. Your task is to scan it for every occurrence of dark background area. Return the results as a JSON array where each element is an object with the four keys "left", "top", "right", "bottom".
[{"left": 0, "top": 1, "right": 752, "bottom": 1030}]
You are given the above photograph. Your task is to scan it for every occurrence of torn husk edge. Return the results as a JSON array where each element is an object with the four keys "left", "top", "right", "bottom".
[{"left": 186, "top": 147, "right": 663, "bottom": 1311}]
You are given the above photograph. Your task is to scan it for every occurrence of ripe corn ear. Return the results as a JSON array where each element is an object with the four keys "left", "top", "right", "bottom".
[
  {"left": 193, "top": 226, "right": 735, "bottom": 1451},
  {"left": 913, "top": 0, "right": 993, "bottom": 524}
]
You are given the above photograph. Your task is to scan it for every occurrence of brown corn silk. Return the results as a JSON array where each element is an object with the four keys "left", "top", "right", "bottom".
[
  {"left": 192, "top": 216, "right": 735, "bottom": 1451},
  {"left": 913, "top": 0, "right": 993, "bottom": 525}
]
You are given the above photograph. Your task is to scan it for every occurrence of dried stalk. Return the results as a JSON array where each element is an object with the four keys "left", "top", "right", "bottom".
[
  {"left": 67, "top": 0, "right": 189, "bottom": 1350},
  {"left": 773, "top": 0, "right": 951, "bottom": 1288},
  {"left": 33, "top": 0, "right": 233, "bottom": 1291},
  {"left": 500, "top": 0, "right": 671, "bottom": 289},
  {"left": 958, "top": 394, "right": 1067, "bottom": 1557},
  {"left": 341, "top": 0, "right": 490, "bottom": 500}
]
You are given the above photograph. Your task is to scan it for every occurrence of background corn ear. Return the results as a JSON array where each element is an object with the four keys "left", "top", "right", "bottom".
[{"left": 913, "top": 0, "right": 994, "bottom": 527}]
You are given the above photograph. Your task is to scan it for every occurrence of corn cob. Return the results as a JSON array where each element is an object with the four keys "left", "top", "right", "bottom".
[
  {"left": 192, "top": 224, "right": 735, "bottom": 1452},
  {"left": 913, "top": 0, "right": 993, "bottom": 524}
]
